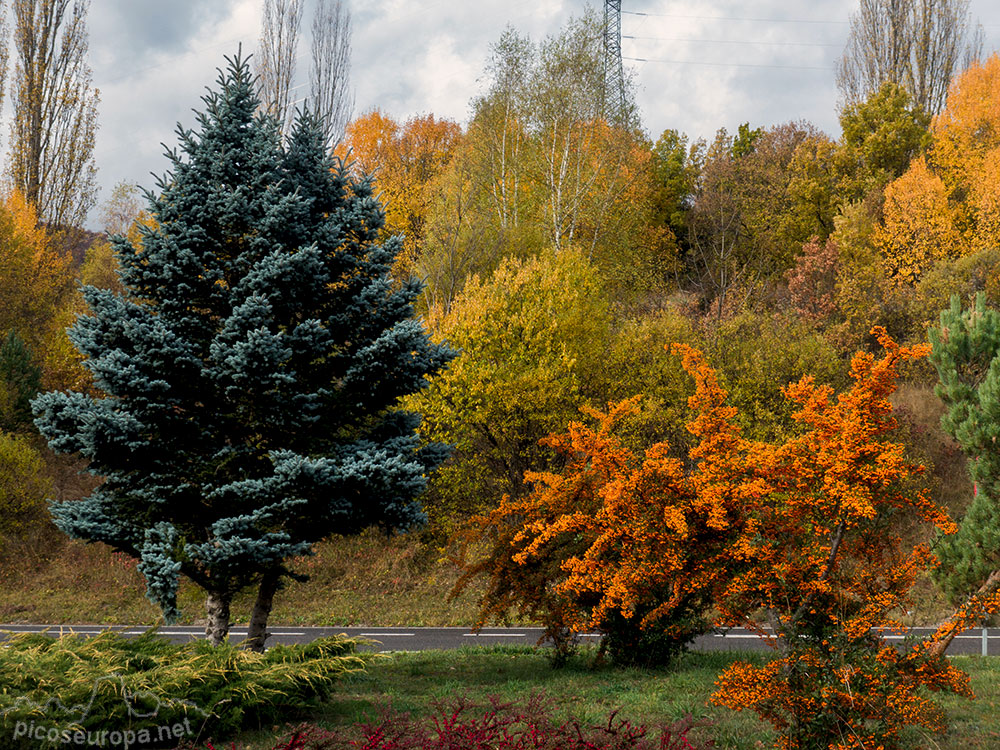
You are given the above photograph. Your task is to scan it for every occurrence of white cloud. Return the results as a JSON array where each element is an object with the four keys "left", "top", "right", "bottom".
[{"left": 77, "top": 0, "right": 1000, "bottom": 227}]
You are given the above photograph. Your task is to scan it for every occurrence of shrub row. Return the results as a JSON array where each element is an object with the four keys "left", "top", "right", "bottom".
[{"left": 0, "top": 629, "right": 366, "bottom": 749}]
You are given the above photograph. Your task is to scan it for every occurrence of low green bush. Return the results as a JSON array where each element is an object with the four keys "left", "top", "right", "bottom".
[{"left": 0, "top": 629, "right": 367, "bottom": 749}]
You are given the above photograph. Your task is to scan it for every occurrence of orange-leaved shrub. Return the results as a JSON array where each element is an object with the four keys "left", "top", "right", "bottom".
[
  {"left": 454, "top": 344, "right": 762, "bottom": 666},
  {"left": 458, "top": 327, "right": 982, "bottom": 748},
  {"left": 710, "top": 328, "right": 970, "bottom": 749}
]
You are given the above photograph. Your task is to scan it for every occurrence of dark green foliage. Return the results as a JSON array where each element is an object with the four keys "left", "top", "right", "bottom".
[
  {"left": 0, "top": 330, "right": 41, "bottom": 433},
  {"left": 599, "top": 609, "right": 704, "bottom": 669},
  {"left": 31, "top": 55, "right": 454, "bottom": 623},
  {"left": 651, "top": 129, "right": 699, "bottom": 250},
  {"left": 928, "top": 293, "right": 1000, "bottom": 602},
  {"left": 837, "top": 81, "right": 931, "bottom": 201},
  {"left": 0, "top": 630, "right": 365, "bottom": 748},
  {"left": 731, "top": 122, "right": 762, "bottom": 158}
]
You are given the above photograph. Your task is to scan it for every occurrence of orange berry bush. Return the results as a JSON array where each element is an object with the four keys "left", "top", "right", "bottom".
[
  {"left": 708, "top": 328, "right": 968, "bottom": 749},
  {"left": 458, "top": 326, "right": 982, "bottom": 747},
  {"left": 453, "top": 346, "right": 766, "bottom": 665}
]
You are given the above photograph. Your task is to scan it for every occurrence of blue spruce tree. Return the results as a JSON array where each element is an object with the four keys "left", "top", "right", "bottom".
[{"left": 32, "top": 55, "right": 454, "bottom": 648}]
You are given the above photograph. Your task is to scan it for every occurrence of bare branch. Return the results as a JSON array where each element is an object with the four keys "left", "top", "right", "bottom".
[
  {"left": 308, "top": 0, "right": 353, "bottom": 147},
  {"left": 255, "top": 0, "right": 303, "bottom": 134},
  {"left": 9, "top": 0, "right": 98, "bottom": 232},
  {"left": 837, "top": 0, "right": 980, "bottom": 114}
]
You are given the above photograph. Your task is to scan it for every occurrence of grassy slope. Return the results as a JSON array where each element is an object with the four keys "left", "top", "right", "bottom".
[
  {"left": 1, "top": 527, "right": 959, "bottom": 628},
  {"left": 0, "top": 529, "right": 484, "bottom": 627}
]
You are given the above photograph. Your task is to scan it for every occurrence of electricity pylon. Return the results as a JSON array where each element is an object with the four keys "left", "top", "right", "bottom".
[{"left": 602, "top": 0, "right": 627, "bottom": 124}]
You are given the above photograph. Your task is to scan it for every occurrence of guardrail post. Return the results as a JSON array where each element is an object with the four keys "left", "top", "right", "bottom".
[{"left": 983, "top": 627, "right": 989, "bottom": 657}]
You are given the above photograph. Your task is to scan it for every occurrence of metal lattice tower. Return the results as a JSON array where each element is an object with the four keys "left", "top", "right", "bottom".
[{"left": 602, "top": 0, "right": 626, "bottom": 124}]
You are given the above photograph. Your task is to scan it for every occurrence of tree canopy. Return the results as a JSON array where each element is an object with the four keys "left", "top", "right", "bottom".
[{"left": 32, "top": 55, "right": 454, "bottom": 648}]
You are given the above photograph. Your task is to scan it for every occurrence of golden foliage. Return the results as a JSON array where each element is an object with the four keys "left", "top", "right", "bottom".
[
  {"left": 337, "top": 109, "right": 462, "bottom": 271},
  {"left": 875, "top": 155, "right": 963, "bottom": 285},
  {"left": 0, "top": 190, "right": 74, "bottom": 353}
]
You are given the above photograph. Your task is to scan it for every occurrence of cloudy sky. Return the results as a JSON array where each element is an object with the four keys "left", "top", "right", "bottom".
[{"left": 85, "top": 0, "right": 1000, "bottom": 229}]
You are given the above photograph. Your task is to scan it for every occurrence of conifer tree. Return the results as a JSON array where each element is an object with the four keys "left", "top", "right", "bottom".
[
  {"left": 0, "top": 330, "right": 41, "bottom": 433},
  {"left": 928, "top": 293, "right": 1000, "bottom": 611},
  {"left": 32, "top": 55, "right": 453, "bottom": 648}
]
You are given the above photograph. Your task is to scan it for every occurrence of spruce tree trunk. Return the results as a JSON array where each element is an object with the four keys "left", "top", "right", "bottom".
[
  {"left": 244, "top": 570, "right": 281, "bottom": 652},
  {"left": 205, "top": 591, "right": 232, "bottom": 646}
]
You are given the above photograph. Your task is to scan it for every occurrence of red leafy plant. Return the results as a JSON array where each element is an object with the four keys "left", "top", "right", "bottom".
[{"left": 202, "top": 694, "right": 713, "bottom": 749}]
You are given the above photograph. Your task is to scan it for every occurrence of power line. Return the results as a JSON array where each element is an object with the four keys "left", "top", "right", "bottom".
[
  {"left": 623, "top": 55, "right": 832, "bottom": 71},
  {"left": 622, "top": 9, "right": 848, "bottom": 25},
  {"left": 623, "top": 33, "right": 840, "bottom": 48}
]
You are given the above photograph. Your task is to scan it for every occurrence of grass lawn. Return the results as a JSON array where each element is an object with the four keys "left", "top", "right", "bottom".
[{"left": 211, "top": 647, "right": 1000, "bottom": 750}]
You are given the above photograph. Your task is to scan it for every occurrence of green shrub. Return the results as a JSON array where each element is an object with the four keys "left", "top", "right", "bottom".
[
  {"left": 0, "top": 431, "right": 51, "bottom": 554},
  {"left": 0, "top": 630, "right": 367, "bottom": 748}
]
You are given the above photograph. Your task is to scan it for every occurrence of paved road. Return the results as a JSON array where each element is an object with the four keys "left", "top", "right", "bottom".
[{"left": 2, "top": 624, "right": 999, "bottom": 655}]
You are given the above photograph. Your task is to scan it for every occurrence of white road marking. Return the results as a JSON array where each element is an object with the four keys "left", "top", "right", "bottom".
[
  {"left": 463, "top": 633, "right": 526, "bottom": 637},
  {"left": 360, "top": 633, "right": 415, "bottom": 637}
]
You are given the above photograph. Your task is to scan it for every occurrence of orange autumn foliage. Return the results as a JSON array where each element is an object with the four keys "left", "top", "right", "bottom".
[
  {"left": 453, "top": 344, "right": 763, "bottom": 662},
  {"left": 336, "top": 109, "right": 461, "bottom": 271},
  {"left": 459, "top": 327, "right": 979, "bottom": 747},
  {"left": 711, "top": 329, "right": 969, "bottom": 749}
]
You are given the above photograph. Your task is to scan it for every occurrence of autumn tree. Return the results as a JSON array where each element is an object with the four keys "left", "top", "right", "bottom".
[
  {"left": 410, "top": 248, "right": 611, "bottom": 531},
  {"left": 9, "top": 0, "right": 99, "bottom": 232},
  {"left": 685, "top": 131, "right": 746, "bottom": 318},
  {"left": 912, "top": 247, "right": 1000, "bottom": 324},
  {"left": 440, "top": 12, "right": 664, "bottom": 293},
  {"left": 685, "top": 123, "right": 836, "bottom": 317},
  {"left": 929, "top": 53, "right": 1000, "bottom": 248},
  {"left": 337, "top": 110, "right": 462, "bottom": 272},
  {"left": 835, "top": 81, "right": 931, "bottom": 202},
  {"left": 837, "top": 0, "right": 982, "bottom": 114},
  {"left": 0, "top": 189, "right": 73, "bottom": 355},
  {"left": 414, "top": 136, "right": 523, "bottom": 315},
  {"left": 32, "top": 57, "right": 454, "bottom": 649},
  {"left": 875, "top": 154, "right": 963, "bottom": 284},
  {"left": 830, "top": 202, "right": 914, "bottom": 352},
  {"left": 786, "top": 237, "right": 840, "bottom": 325}
]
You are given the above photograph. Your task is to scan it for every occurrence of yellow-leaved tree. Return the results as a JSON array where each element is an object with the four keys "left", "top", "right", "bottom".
[
  {"left": 875, "top": 155, "right": 963, "bottom": 285},
  {"left": 336, "top": 109, "right": 462, "bottom": 271},
  {"left": 408, "top": 247, "right": 612, "bottom": 532}
]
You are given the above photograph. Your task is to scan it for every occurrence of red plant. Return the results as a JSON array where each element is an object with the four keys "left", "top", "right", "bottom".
[{"left": 198, "top": 695, "right": 714, "bottom": 750}]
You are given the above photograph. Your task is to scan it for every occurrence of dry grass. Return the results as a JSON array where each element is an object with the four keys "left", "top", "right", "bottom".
[{"left": 0, "top": 529, "right": 483, "bottom": 627}]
